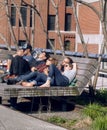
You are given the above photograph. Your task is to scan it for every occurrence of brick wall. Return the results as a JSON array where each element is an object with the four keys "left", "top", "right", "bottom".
[
  {"left": 0, "top": 0, "right": 76, "bottom": 51},
  {"left": 78, "top": 44, "right": 99, "bottom": 54},
  {"left": 79, "top": 2, "right": 100, "bottom": 34},
  {"left": 76, "top": 1, "right": 101, "bottom": 54}
]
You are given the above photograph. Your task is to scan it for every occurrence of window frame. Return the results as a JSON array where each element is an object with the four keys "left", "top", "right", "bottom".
[
  {"left": 46, "top": 39, "right": 55, "bottom": 49},
  {"left": 18, "top": 40, "right": 26, "bottom": 47},
  {"left": 48, "top": 15, "right": 56, "bottom": 31},
  {"left": 11, "top": 4, "right": 16, "bottom": 26},
  {"left": 65, "top": 13, "right": 72, "bottom": 31},
  {"left": 64, "top": 40, "right": 71, "bottom": 50},
  {"left": 19, "top": 5, "right": 27, "bottom": 27},
  {"left": 30, "top": 8, "right": 33, "bottom": 27},
  {"left": 66, "top": 0, "right": 72, "bottom": 7}
]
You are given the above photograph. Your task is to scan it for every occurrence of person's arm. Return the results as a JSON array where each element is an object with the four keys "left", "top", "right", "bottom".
[{"left": 72, "top": 63, "right": 77, "bottom": 71}]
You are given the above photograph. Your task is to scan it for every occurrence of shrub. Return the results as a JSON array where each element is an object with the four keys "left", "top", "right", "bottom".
[
  {"left": 91, "top": 116, "right": 107, "bottom": 130},
  {"left": 47, "top": 116, "right": 67, "bottom": 124},
  {"left": 95, "top": 89, "right": 107, "bottom": 104},
  {"left": 82, "top": 103, "right": 107, "bottom": 120},
  {"left": 47, "top": 116, "right": 77, "bottom": 128}
]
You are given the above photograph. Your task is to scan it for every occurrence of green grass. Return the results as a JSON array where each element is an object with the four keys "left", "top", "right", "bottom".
[
  {"left": 82, "top": 103, "right": 107, "bottom": 120},
  {"left": 47, "top": 116, "right": 77, "bottom": 129},
  {"left": 47, "top": 90, "right": 107, "bottom": 130},
  {"left": 91, "top": 116, "right": 107, "bottom": 130},
  {"left": 82, "top": 103, "right": 107, "bottom": 130},
  {"left": 47, "top": 116, "right": 67, "bottom": 124}
]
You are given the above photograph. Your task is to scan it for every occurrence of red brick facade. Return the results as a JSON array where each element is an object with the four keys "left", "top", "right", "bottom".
[
  {"left": 77, "top": 1, "right": 101, "bottom": 54},
  {"left": 0, "top": 0, "right": 75, "bottom": 51},
  {"left": 0, "top": 0, "right": 101, "bottom": 54}
]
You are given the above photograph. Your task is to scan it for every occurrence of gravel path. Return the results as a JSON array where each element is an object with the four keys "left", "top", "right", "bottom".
[{"left": 29, "top": 109, "right": 83, "bottom": 121}]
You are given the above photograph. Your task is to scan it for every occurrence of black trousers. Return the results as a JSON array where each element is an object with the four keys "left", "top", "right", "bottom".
[{"left": 9, "top": 56, "right": 31, "bottom": 76}]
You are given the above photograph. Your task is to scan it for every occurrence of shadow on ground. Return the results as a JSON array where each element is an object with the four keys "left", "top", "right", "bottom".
[{"left": 5, "top": 89, "right": 107, "bottom": 113}]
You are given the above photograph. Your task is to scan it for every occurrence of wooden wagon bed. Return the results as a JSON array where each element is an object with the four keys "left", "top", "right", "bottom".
[{"left": 0, "top": 53, "right": 98, "bottom": 104}]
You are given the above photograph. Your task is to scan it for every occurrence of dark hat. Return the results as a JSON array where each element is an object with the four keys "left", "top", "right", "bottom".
[
  {"left": 45, "top": 53, "right": 50, "bottom": 59},
  {"left": 22, "top": 43, "right": 32, "bottom": 51}
]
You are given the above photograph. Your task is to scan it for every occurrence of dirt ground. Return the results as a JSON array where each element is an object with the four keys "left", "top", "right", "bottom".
[
  {"left": 28, "top": 109, "right": 91, "bottom": 130},
  {"left": 29, "top": 109, "right": 83, "bottom": 120}
]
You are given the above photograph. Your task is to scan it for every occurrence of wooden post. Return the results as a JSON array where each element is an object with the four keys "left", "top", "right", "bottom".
[{"left": 0, "top": 97, "right": 2, "bottom": 104}]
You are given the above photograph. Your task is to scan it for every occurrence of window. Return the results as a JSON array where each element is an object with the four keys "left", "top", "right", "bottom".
[
  {"left": 11, "top": 5, "right": 16, "bottom": 26},
  {"left": 64, "top": 40, "right": 70, "bottom": 50},
  {"left": 48, "top": 15, "right": 55, "bottom": 30},
  {"left": 65, "top": 13, "right": 71, "bottom": 31},
  {"left": 47, "top": 39, "right": 55, "bottom": 49},
  {"left": 30, "top": 8, "right": 32, "bottom": 27},
  {"left": 66, "top": 0, "right": 72, "bottom": 6},
  {"left": 18, "top": 40, "right": 26, "bottom": 47},
  {"left": 19, "top": 5, "right": 27, "bottom": 27}
]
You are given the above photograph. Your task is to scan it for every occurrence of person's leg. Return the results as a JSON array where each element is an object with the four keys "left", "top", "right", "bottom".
[
  {"left": 22, "top": 73, "right": 47, "bottom": 87},
  {"left": 9, "top": 56, "right": 30, "bottom": 76},
  {"left": 35, "top": 73, "right": 47, "bottom": 85},
  {"left": 6, "top": 54, "right": 13, "bottom": 72},
  {"left": 16, "top": 71, "right": 38, "bottom": 82},
  {"left": 9, "top": 56, "right": 22, "bottom": 75},
  {"left": 6, "top": 71, "right": 39, "bottom": 85},
  {"left": 48, "top": 64, "right": 69, "bottom": 86},
  {"left": 21, "top": 81, "right": 35, "bottom": 87},
  {"left": 40, "top": 64, "right": 69, "bottom": 88},
  {"left": 18, "top": 57, "right": 30, "bottom": 75}
]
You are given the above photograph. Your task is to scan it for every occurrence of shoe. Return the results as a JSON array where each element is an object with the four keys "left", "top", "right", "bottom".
[
  {"left": 16, "top": 80, "right": 23, "bottom": 85},
  {"left": 4, "top": 74, "right": 16, "bottom": 81},
  {"left": 0, "top": 71, "right": 10, "bottom": 79},
  {"left": 0, "top": 77, "right": 3, "bottom": 83},
  {"left": 7, "top": 78, "right": 17, "bottom": 85}
]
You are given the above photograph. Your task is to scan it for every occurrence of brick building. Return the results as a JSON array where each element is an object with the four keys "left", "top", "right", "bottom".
[
  {"left": 76, "top": 0, "right": 101, "bottom": 54},
  {"left": 0, "top": 0, "right": 102, "bottom": 54},
  {"left": 0, "top": 0, "right": 76, "bottom": 51}
]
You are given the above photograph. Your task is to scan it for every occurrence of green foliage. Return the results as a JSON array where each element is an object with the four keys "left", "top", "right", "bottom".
[
  {"left": 82, "top": 103, "right": 107, "bottom": 120},
  {"left": 91, "top": 116, "right": 107, "bottom": 130},
  {"left": 47, "top": 116, "right": 77, "bottom": 128},
  {"left": 47, "top": 116, "right": 67, "bottom": 124},
  {"left": 67, "top": 119, "right": 77, "bottom": 126},
  {"left": 95, "top": 89, "right": 107, "bottom": 104}
]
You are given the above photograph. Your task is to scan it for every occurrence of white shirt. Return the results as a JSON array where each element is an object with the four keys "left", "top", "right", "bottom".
[{"left": 63, "top": 69, "right": 76, "bottom": 83}]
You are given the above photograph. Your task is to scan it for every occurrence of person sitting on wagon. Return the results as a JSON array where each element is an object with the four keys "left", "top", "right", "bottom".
[
  {"left": 0, "top": 44, "right": 33, "bottom": 82},
  {"left": 21, "top": 57, "right": 77, "bottom": 87},
  {"left": 6, "top": 51, "right": 50, "bottom": 84}
]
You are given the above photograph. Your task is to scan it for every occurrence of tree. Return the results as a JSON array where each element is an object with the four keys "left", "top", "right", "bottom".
[
  {"left": 31, "top": 0, "right": 35, "bottom": 48},
  {"left": 4, "top": 0, "right": 18, "bottom": 50},
  {"left": 12, "top": 0, "right": 30, "bottom": 43},
  {"left": 50, "top": 0, "right": 65, "bottom": 56},
  {"left": 22, "top": 0, "right": 56, "bottom": 54},
  {"left": 72, "top": 0, "right": 88, "bottom": 57}
]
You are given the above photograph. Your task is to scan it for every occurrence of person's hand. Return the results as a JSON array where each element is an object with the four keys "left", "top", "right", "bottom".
[
  {"left": 13, "top": 53, "right": 17, "bottom": 57},
  {"left": 72, "top": 63, "right": 77, "bottom": 70},
  {"left": 31, "top": 67, "right": 37, "bottom": 72},
  {"left": 43, "top": 67, "right": 49, "bottom": 75}
]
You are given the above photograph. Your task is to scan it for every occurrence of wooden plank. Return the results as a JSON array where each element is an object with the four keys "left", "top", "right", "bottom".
[
  {"left": 77, "top": 63, "right": 97, "bottom": 70},
  {"left": 0, "top": 49, "right": 15, "bottom": 54},
  {"left": 0, "top": 85, "right": 79, "bottom": 98},
  {"left": 0, "top": 50, "right": 15, "bottom": 60},
  {"left": 52, "top": 55, "right": 98, "bottom": 65}
]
